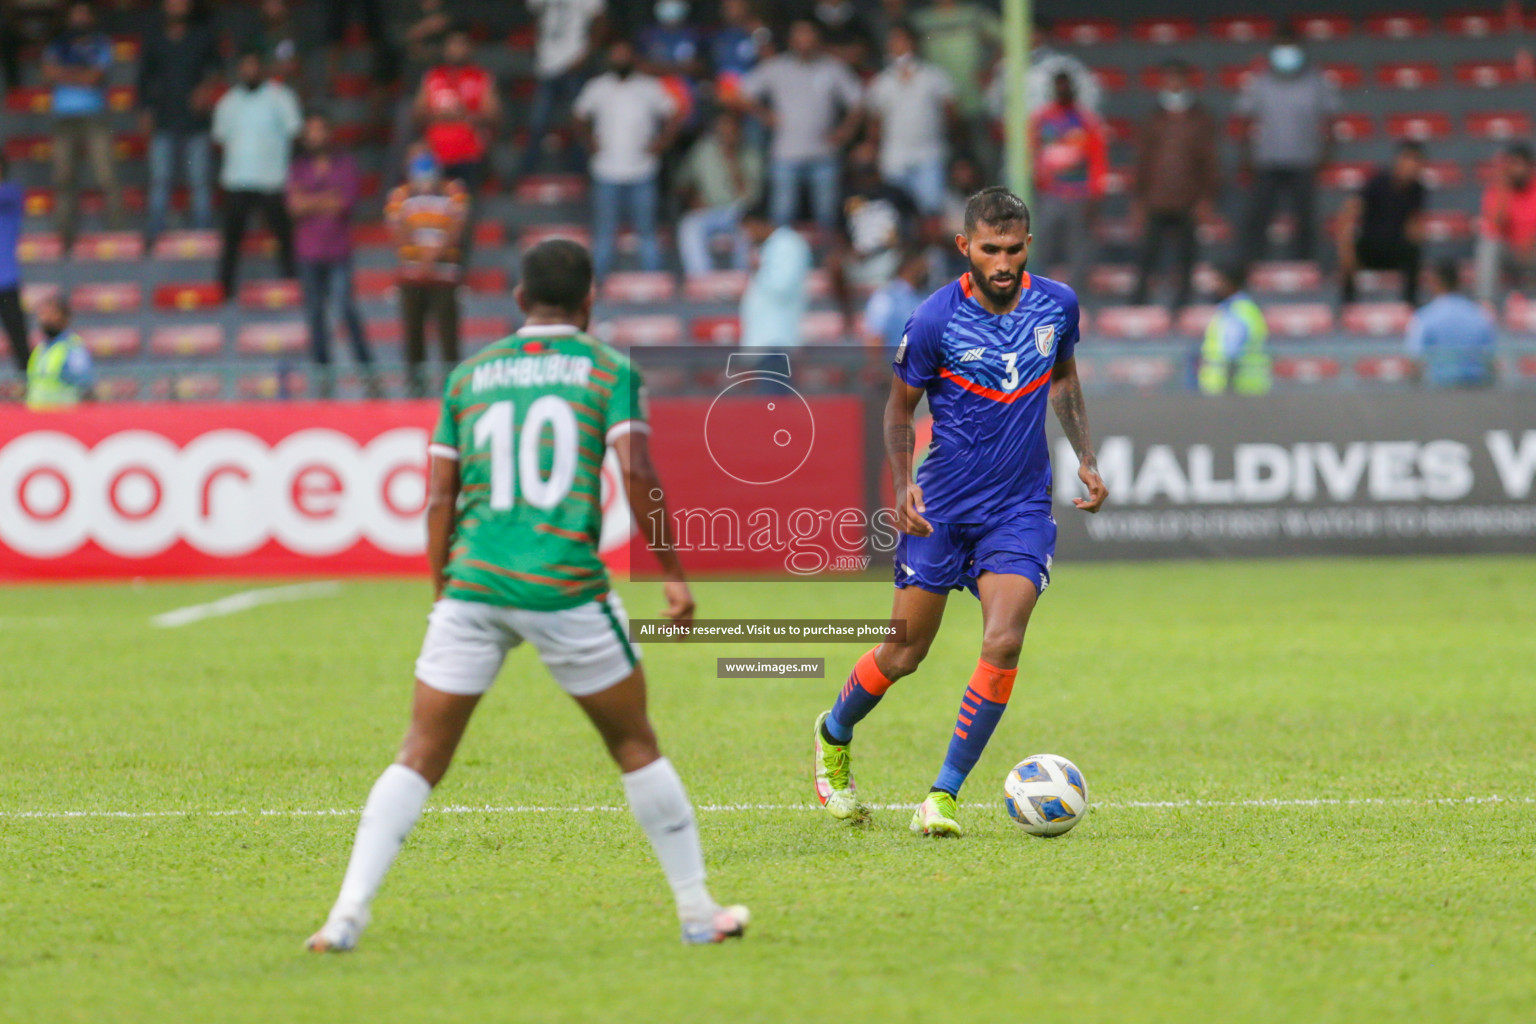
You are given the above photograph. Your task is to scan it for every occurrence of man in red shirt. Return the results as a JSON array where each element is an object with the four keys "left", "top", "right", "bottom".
[
  {"left": 1029, "top": 72, "right": 1106, "bottom": 299},
  {"left": 414, "top": 26, "right": 499, "bottom": 255},
  {"left": 1476, "top": 142, "right": 1536, "bottom": 304}
]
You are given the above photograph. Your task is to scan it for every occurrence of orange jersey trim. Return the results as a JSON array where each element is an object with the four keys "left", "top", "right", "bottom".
[{"left": 938, "top": 365, "right": 1053, "bottom": 404}]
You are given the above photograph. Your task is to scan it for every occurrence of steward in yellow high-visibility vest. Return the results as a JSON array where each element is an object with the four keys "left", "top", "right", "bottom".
[
  {"left": 25, "top": 293, "right": 93, "bottom": 410},
  {"left": 1198, "top": 263, "right": 1271, "bottom": 395}
]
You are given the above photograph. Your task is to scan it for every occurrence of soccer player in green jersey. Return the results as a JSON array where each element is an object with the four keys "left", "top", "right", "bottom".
[{"left": 307, "top": 240, "right": 748, "bottom": 951}]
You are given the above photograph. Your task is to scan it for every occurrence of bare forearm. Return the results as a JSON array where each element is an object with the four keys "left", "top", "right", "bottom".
[
  {"left": 426, "top": 501, "right": 456, "bottom": 592},
  {"left": 626, "top": 469, "right": 687, "bottom": 581},
  {"left": 884, "top": 398, "right": 917, "bottom": 490},
  {"left": 1051, "top": 371, "right": 1097, "bottom": 469}
]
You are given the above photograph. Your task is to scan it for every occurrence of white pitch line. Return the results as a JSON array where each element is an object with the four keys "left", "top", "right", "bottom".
[
  {"left": 150, "top": 581, "right": 343, "bottom": 628},
  {"left": 2, "top": 795, "right": 1532, "bottom": 821}
]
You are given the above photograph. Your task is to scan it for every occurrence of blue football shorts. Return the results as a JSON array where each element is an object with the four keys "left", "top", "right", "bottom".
[{"left": 892, "top": 508, "right": 1057, "bottom": 598}]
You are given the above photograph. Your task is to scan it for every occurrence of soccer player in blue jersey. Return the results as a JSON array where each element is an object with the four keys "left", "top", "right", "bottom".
[{"left": 812, "top": 186, "right": 1109, "bottom": 836}]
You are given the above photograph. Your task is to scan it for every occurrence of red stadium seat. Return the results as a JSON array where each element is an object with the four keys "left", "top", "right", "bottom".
[
  {"left": 1138, "top": 65, "right": 1206, "bottom": 90},
  {"left": 1354, "top": 355, "right": 1417, "bottom": 381},
  {"left": 355, "top": 269, "right": 397, "bottom": 299},
  {"left": 1320, "top": 63, "right": 1365, "bottom": 90},
  {"left": 1353, "top": 269, "right": 1404, "bottom": 295},
  {"left": 514, "top": 174, "right": 588, "bottom": 206},
  {"left": 154, "top": 282, "right": 224, "bottom": 311},
  {"left": 1444, "top": 12, "right": 1506, "bottom": 37},
  {"left": 1421, "top": 161, "right": 1465, "bottom": 188},
  {"left": 353, "top": 223, "right": 391, "bottom": 248},
  {"left": 150, "top": 374, "right": 223, "bottom": 401},
  {"left": 1090, "top": 66, "right": 1128, "bottom": 92},
  {"left": 72, "top": 231, "right": 144, "bottom": 261},
  {"left": 21, "top": 282, "right": 60, "bottom": 308},
  {"left": 239, "top": 232, "right": 278, "bottom": 257},
  {"left": 507, "top": 25, "right": 536, "bottom": 50},
  {"left": 1175, "top": 305, "right": 1216, "bottom": 335},
  {"left": 1503, "top": 294, "right": 1536, "bottom": 332},
  {"left": 332, "top": 74, "right": 373, "bottom": 98},
  {"left": 1296, "top": 15, "right": 1352, "bottom": 40},
  {"left": 1320, "top": 162, "right": 1375, "bottom": 190},
  {"left": 236, "top": 321, "right": 308, "bottom": 355},
  {"left": 1088, "top": 265, "right": 1136, "bottom": 298},
  {"left": 94, "top": 376, "right": 141, "bottom": 401},
  {"left": 1365, "top": 13, "right": 1431, "bottom": 38},
  {"left": 1218, "top": 63, "right": 1260, "bottom": 91},
  {"left": 683, "top": 271, "right": 749, "bottom": 303},
  {"left": 4, "top": 136, "right": 51, "bottom": 162},
  {"left": 235, "top": 373, "right": 307, "bottom": 400},
  {"left": 1466, "top": 111, "right": 1533, "bottom": 140},
  {"left": 1053, "top": 19, "right": 1120, "bottom": 45},
  {"left": 690, "top": 315, "right": 740, "bottom": 345},
  {"left": 1249, "top": 262, "right": 1323, "bottom": 295},
  {"left": 603, "top": 315, "right": 684, "bottom": 346},
  {"left": 1341, "top": 303, "right": 1412, "bottom": 336},
  {"left": 1422, "top": 211, "right": 1471, "bottom": 242},
  {"left": 1265, "top": 303, "right": 1335, "bottom": 337},
  {"left": 73, "top": 283, "right": 142, "bottom": 314},
  {"left": 1105, "top": 357, "right": 1175, "bottom": 388},
  {"left": 466, "top": 268, "right": 508, "bottom": 294},
  {"left": 1094, "top": 218, "right": 1137, "bottom": 246},
  {"left": 5, "top": 86, "right": 49, "bottom": 113},
  {"left": 152, "top": 230, "right": 219, "bottom": 260},
  {"left": 110, "top": 36, "right": 141, "bottom": 62},
  {"left": 1456, "top": 60, "right": 1518, "bottom": 88},
  {"left": 23, "top": 189, "right": 53, "bottom": 217},
  {"left": 1273, "top": 356, "right": 1342, "bottom": 382},
  {"left": 1102, "top": 116, "right": 1135, "bottom": 144},
  {"left": 85, "top": 186, "right": 147, "bottom": 215},
  {"left": 111, "top": 134, "right": 148, "bottom": 160},
  {"left": 17, "top": 233, "right": 62, "bottom": 263},
  {"left": 601, "top": 271, "right": 678, "bottom": 304},
  {"left": 1384, "top": 112, "right": 1452, "bottom": 140},
  {"left": 79, "top": 326, "right": 141, "bottom": 359},
  {"left": 521, "top": 224, "right": 591, "bottom": 248},
  {"left": 1375, "top": 62, "right": 1440, "bottom": 90},
  {"left": 1330, "top": 114, "right": 1375, "bottom": 142},
  {"left": 238, "top": 279, "right": 301, "bottom": 310},
  {"left": 1132, "top": 18, "right": 1197, "bottom": 43},
  {"left": 1093, "top": 306, "right": 1172, "bottom": 339},
  {"left": 1197, "top": 217, "right": 1233, "bottom": 245},
  {"left": 149, "top": 323, "right": 223, "bottom": 357},
  {"left": 473, "top": 222, "right": 505, "bottom": 247},
  {"left": 1516, "top": 355, "right": 1536, "bottom": 378},
  {"left": 803, "top": 311, "right": 850, "bottom": 344},
  {"left": 1210, "top": 16, "right": 1274, "bottom": 41},
  {"left": 806, "top": 269, "right": 833, "bottom": 301}
]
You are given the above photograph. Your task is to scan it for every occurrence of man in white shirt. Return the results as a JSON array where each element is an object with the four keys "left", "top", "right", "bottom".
[
  {"left": 213, "top": 51, "right": 302, "bottom": 299},
  {"left": 740, "top": 20, "right": 862, "bottom": 229},
  {"left": 519, "top": 0, "right": 605, "bottom": 178},
  {"left": 864, "top": 21, "right": 956, "bottom": 216},
  {"left": 574, "top": 39, "right": 681, "bottom": 279}
]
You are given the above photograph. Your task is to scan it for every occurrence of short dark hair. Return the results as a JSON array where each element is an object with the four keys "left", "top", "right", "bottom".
[
  {"left": 520, "top": 240, "right": 593, "bottom": 312},
  {"left": 963, "top": 186, "right": 1030, "bottom": 235},
  {"left": 1434, "top": 258, "right": 1460, "bottom": 292},
  {"left": 888, "top": 20, "right": 918, "bottom": 45},
  {"left": 1507, "top": 141, "right": 1533, "bottom": 163},
  {"left": 1396, "top": 139, "right": 1426, "bottom": 159},
  {"left": 1216, "top": 260, "right": 1248, "bottom": 289}
]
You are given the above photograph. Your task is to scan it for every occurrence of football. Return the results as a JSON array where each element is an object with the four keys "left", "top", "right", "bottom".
[{"left": 1004, "top": 754, "right": 1090, "bottom": 837}]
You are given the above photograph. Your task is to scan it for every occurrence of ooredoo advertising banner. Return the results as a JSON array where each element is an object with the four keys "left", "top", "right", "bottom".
[{"left": 1048, "top": 393, "right": 1536, "bottom": 559}]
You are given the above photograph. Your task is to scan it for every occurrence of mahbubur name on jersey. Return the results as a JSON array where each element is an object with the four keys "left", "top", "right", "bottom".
[{"left": 471, "top": 353, "right": 595, "bottom": 393}]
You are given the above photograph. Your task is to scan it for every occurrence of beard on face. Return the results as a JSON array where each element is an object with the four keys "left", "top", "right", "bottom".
[{"left": 967, "top": 254, "right": 1023, "bottom": 308}]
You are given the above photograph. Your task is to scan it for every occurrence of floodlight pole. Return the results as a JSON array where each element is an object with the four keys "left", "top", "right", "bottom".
[{"left": 1002, "top": 0, "right": 1033, "bottom": 206}]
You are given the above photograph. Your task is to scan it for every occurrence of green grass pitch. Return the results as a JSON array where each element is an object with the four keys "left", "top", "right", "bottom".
[{"left": 3, "top": 557, "right": 1535, "bottom": 1023}]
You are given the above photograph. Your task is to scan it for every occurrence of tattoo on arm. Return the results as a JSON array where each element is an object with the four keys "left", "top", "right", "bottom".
[
  {"left": 886, "top": 420, "right": 916, "bottom": 483},
  {"left": 1051, "top": 369, "right": 1096, "bottom": 469}
]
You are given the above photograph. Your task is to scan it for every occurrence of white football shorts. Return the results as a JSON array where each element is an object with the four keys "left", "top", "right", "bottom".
[{"left": 414, "top": 595, "right": 640, "bottom": 698}]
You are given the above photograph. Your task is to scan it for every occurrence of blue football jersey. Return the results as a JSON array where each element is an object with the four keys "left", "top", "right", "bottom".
[{"left": 893, "top": 273, "right": 1080, "bottom": 522}]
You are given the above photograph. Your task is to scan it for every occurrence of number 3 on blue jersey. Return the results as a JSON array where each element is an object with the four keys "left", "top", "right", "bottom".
[{"left": 1000, "top": 352, "right": 1019, "bottom": 390}]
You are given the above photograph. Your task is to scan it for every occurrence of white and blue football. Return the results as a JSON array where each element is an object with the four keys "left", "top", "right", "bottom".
[{"left": 1004, "top": 754, "right": 1089, "bottom": 837}]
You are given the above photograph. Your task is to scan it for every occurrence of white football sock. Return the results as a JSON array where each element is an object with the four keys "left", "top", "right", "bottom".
[
  {"left": 331, "top": 763, "right": 433, "bottom": 922},
  {"left": 622, "top": 757, "right": 716, "bottom": 924}
]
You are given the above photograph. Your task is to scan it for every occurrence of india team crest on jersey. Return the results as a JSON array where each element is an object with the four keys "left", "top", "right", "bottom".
[{"left": 1034, "top": 324, "right": 1056, "bottom": 358}]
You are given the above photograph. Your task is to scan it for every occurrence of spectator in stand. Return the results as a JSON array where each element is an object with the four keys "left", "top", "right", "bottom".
[
  {"left": 1408, "top": 260, "right": 1498, "bottom": 388},
  {"left": 288, "top": 112, "right": 378, "bottom": 399},
  {"left": 384, "top": 0, "right": 452, "bottom": 186},
  {"left": 1131, "top": 60, "right": 1218, "bottom": 313},
  {"left": 1475, "top": 142, "right": 1536, "bottom": 305},
  {"left": 256, "top": 0, "right": 301, "bottom": 87},
  {"left": 0, "top": 154, "right": 24, "bottom": 376},
  {"left": 387, "top": 146, "right": 468, "bottom": 398},
  {"left": 911, "top": 0, "right": 998, "bottom": 123},
  {"left": 675, "top": 111, "right": 763, "bottom": 277},
  {"left": 25, "top": 293, "right": 92, "bottom": 411},
  {"left": 863, "top": 245, "right": 929, "bottom": 348},
  {"left": 416, "top": 27, "right": 500, "bottom": 202},
  {"left": 740, "top": 202, "right": 811, "bottom": 348},
  {"left": 831, "top": 141, "right": 920, "bottom": 333},
  {"left": 810, "top": 0, "right": 879, "bottom": 72},
  {"left": 213, "top": 51, "right": 302, "bottom": 301},
  {"left": 1030, "top": 72, "right": 1106, "bottom": 296},
  {"left": 139, "top": 0, "right": 223, "bottom": 248},
  {"left": 518, "top": 0, "right": 605, "bottom": 179},
  {"left": 44, "top": 1, "right": 122, "bottom": 253},
  {"left": 324, "top": 0, "right": 396, "bottom": 90},
  {"left": 741, "top": 20, "right": 862, "bottom": 230},
  {"left": 1198, "top": 263, "right": 1271, "bottom": 396},
  {"left": 865, "top": 21, "right": 957, "bottom": 217},
  {"left": 1337, "top": 141, "right": 1427, "bottom": 308},
  {"left": 711, "top": 0, "right": 766, "bottom": 109},
  {"left": 640, "top": 1, "right": 705, "bottom": 131},
  {"left": 573, "top": 39, "right": 681, "bottom": 280},
  {"left": 1235, "top": 27, "right": 1340, "bottom": 265}
]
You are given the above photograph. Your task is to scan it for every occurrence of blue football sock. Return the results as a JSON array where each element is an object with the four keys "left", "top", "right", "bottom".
[
  {"left": 931, "top": 660, "right": 1018, "bottom": 796},
  {"left": 825, "top": 648, "right": 893, "bottom": 744}
]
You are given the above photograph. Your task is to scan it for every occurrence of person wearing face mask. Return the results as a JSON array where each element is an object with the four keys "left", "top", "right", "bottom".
[
  {"left": 640, "top": 0, "right": 703, "bottom": 131},
  {"left": 386, "top": 146, "right": 469, "bottom": 398},
  {"left": 1235, "top": 27, "right": 1340, "bottom": 265},
  {"left": 139, "top": 0, "right": 222, "bottom": 248},
  {"left": 1132, "top": 60, "right": 1218, "bottom": 313},
  {"left": 865, "top": 21, "right": 958, "bottom": 217},
  {"left": 212, "top": 51, "right": 302, "bottom": 301},
  {"left": 1475, "top": 142, "right": 1536, "bottom": 305},
  {"left": 25, "top": 294, "right": 93, "bottom": 411},
  {"left": 43, "top": 1, "right": 122, "bottom": 253},
  {"left": 574, "top": 39, "right": 683, "bottom": 279}
]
